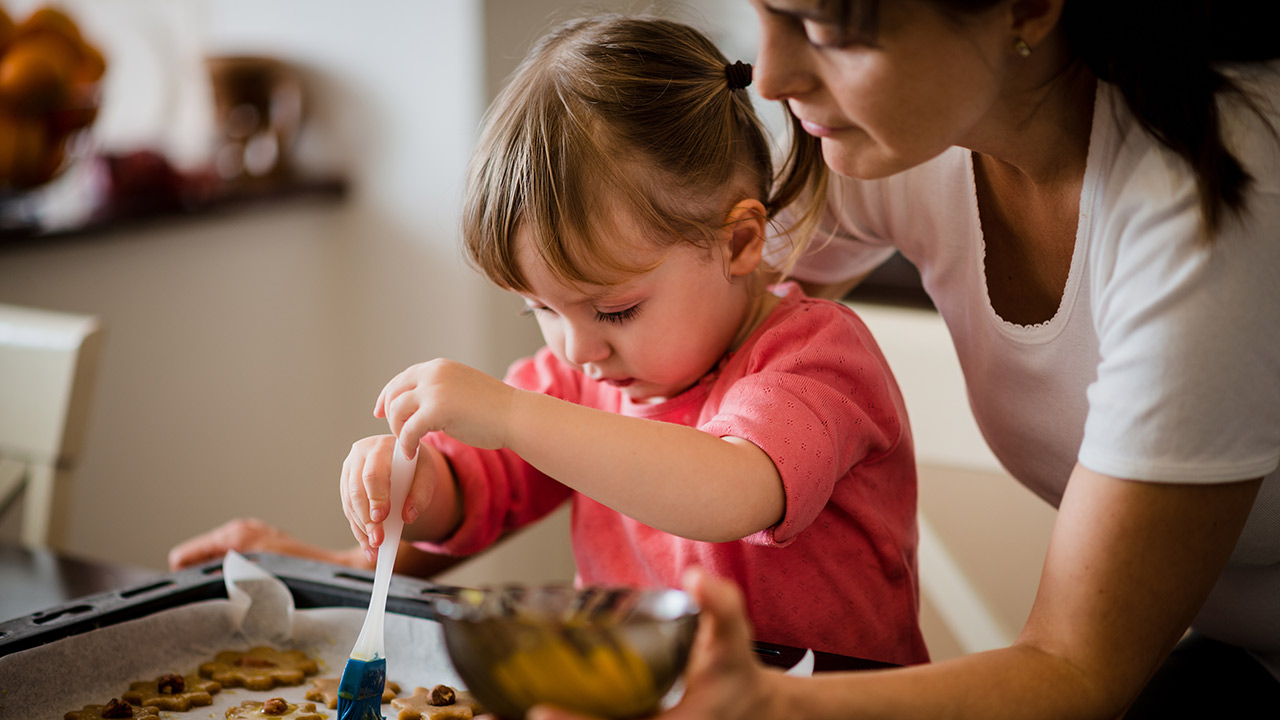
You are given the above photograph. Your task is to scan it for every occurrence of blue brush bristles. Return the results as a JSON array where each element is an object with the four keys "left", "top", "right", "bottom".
[{"left": 337, "top": 656, "right": 387, "bottom": 720}]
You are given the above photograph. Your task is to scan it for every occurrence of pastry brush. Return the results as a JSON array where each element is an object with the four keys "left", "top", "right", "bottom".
[{"left": 337, "top": 441, "right": 416, "bottom": 720}]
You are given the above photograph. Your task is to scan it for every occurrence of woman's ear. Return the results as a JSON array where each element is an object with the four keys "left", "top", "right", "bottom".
[
  {"left": 1008, "top": 0, "right": 1066, "bottom": 50},
  {"left": 723, "top": 199, "right": 768, "bottom": 278}
]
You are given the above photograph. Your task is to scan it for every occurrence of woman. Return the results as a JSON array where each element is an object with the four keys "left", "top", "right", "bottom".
[{"left": 532, "top": 0, "right": 1279, "bottom": 717}]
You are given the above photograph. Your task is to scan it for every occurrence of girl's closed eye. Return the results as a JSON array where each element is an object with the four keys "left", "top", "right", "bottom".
[
  {"left": 596, "top": 304, "right": 643, "bottom": 324},
  {"left": 521, "top": 304, "right": 555, "bottom": 318}
]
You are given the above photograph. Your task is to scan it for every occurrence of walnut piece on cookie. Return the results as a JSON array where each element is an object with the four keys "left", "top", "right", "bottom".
[
  {"left": 64, "top": 699, "right": 161, "bottom": 720},
  {"left": 390, "top": 685, "right": 487, "bottom": 720},
  {"left": 122, "top": 673, "right": 221, "bottom": 711},
  {"left": 198, "top": 646, "right": 319, "bottom": 690},
  {"left": 305, "top": 677, "right": 401, "bottom": 709},
  {"left": 224, "top": 699, "right": 325, "bottom": 720}
]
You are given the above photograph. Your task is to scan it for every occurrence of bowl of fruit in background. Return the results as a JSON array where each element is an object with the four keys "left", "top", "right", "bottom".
[{"left": 0, "top": 4, "right": 105, "bottom": 221}]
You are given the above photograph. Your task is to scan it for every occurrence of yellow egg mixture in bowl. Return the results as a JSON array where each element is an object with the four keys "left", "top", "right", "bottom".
[{"left": 434, "top": 585, "right": 699, "bottom": 719}]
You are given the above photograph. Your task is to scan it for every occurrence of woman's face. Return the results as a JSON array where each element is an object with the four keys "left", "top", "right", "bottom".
[{"left": 751, "top": 0, "right": 1012, "bottom": 179}]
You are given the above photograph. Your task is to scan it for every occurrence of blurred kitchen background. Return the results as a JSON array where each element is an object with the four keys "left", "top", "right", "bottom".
[{"left": 0, "top": 0, "right": 1055, "bottom": 662}]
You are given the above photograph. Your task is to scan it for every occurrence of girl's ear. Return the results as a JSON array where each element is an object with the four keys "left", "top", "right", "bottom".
[{"left": 723, "top": 199, "right": 768, "bottom": 278}]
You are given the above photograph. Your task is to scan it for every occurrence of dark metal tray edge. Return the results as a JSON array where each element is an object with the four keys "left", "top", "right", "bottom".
[
  {"left": 0, "top": 552, "right": 453, "bottom": 659},
  {"left": 0, "top": 552, "right": 894, "bottom": 673}
]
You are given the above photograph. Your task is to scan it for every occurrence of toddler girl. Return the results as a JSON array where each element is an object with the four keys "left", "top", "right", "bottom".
[{"left": 340, "top": 14, "right": 926, "bottom": 665}]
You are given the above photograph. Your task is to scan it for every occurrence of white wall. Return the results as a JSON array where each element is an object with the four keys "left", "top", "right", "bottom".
[{"left": 0, "top": 0, "right": 520, "bottom": 570}]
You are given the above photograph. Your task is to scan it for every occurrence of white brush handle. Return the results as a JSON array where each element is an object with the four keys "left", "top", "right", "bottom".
[{"left": 350, "top": 440, "right": 416, "bottom": 660}]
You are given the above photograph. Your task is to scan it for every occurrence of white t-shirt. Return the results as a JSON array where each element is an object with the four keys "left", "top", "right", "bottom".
[{"left": 788, "top": 67, "right": 1280, "bottom": 676}]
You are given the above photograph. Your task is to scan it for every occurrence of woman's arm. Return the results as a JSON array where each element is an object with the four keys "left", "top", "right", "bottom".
[
  {"left": 532, "top": 464, "right": 1260, "bottom": 720},
  {"left": 763, "top": 465, "right": 1261, "bottom": 719}
]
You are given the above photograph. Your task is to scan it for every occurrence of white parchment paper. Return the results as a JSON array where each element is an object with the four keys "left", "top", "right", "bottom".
[{"left": 0, "top": 552, "right": 463, "bottom": 720}]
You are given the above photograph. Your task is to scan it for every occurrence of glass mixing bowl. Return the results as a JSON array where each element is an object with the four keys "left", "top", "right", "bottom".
[{"left": 434, "top": 585, "right": 699, "bottom": 719}]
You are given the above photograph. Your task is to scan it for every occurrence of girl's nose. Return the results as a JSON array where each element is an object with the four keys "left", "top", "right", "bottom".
[
  {"left": 754, "top": 18, "right": 812, "bottom": 101},
  {"left": 563, "top": 322, "right": 609, "bottom": 367}
]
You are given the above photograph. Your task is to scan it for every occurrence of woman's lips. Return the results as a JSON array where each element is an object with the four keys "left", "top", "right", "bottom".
[
  {"left": 799, "top": 118, "right": 843, "bottom": 138},
  {"left": 603, "top": 377, "right": 635, "bottom": 388}
]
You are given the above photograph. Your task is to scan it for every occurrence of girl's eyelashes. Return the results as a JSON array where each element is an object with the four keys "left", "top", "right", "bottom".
[
  {"left": 520, "top": 305, "right": 554, "bottom": 317},
  {"left": 596, "top": 304, "right": 643, "bottom": 324},
  {"left": 520, "top": 303, "right": 639, "bottom": 324}
]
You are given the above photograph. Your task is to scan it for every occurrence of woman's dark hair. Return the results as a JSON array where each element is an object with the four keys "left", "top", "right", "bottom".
[
  {"left": 796, "top": 0, "right": 1279, "bottom": 236},
  {"left": 1061, "top": 0, "right": 1278, "bottom": 233}
]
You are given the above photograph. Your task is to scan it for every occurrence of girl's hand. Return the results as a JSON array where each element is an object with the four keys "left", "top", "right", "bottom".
[
  {"left": 167, "top": 517, "right": 362, "bottom": 571},
  {"left": 530, "top": 568, "right": 777, "bottom": 720},
  {"left": 340, "top": 433, "right": 449, "bottom": 555},
  {"left": 376, "top": 359, "right": 516, "bottom": 459}
]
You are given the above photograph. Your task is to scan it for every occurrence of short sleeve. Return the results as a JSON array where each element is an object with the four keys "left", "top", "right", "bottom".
[
  {"left": 700, "top": 298, "right": 907, "bottom": 545},
  {"left": 1081, "top": 100, "right": 1280, "bottom": 482}
]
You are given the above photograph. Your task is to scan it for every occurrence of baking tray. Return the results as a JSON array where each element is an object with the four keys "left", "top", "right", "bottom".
[{"left": 0, "top": 552, "right": 893, "bottom": 672}]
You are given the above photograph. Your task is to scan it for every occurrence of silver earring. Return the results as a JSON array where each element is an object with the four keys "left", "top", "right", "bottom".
[{"left": 1014, "top": 37, "right": 1032, "bottom": 57}]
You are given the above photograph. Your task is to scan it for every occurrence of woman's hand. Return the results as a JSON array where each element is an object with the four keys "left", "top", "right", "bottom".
[
  {"left": 530, "top": 568, "right": 778, "bottom": 720},
  {"left": 376, "top": 359, "right": 517, "bottom": 459},
  {"left": 340, "top": 433, "right": 460, "bottom": 557}
]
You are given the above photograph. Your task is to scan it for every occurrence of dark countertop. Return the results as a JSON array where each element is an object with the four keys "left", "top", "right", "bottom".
[{"left": 0, "top": 542, "right": 159, "bottom": 623}]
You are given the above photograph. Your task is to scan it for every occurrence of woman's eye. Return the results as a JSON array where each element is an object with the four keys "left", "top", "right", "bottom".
[
  {"left": 521, "top": 305, "right": 555, "bottom": 317},
  {"left": 596, "top": 304, "right": 642, "bottom": 324},
  {"left": 802, "top": 20, "right": 854, "bottom": 49}
]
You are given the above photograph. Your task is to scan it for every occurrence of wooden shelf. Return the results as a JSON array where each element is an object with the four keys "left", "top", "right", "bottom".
[{"left": 1, "top": 157, "right": 348, "bottom": 248}]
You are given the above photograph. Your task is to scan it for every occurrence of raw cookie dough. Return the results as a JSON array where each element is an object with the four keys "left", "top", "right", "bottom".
[
  {"left": 199, "top": 646, "right": 319, "bottom": 690},
  {"left": 305, "top": 678, "right": 401, "bottom": 708},
  {"left": 122, "top": 673, "right": 221, "bottom": 711},
  {"left": 224, "top": 698, "right": 325, "bottom": 720},
  {"left": 390, "top": 685, "right": 487, "bottom": 720},
  {"left": 65, "top": 699, "right": 160, "bottom": 720}
]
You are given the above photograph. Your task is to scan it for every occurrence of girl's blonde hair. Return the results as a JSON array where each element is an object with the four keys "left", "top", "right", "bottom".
[{"left": 462, "top": 14, "right": 821, "bottom": 292}]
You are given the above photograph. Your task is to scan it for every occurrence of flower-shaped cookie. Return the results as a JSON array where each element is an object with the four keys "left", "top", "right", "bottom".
[
  {"left": 224, "top": 698, "right": 325, "bottom": 720},
  {"left": 198, "top": 646, "right": 319, "bottom": 690},
  {"left": 305, "top": 677, "right": 401, "bottom": 709},
  {"left": 122, "top": 673, "right": 221, "bottom": 711},
  {"left": 64, "top": 699, "right": 160, "bottom": 720},
  {"left": 390, "top": 685, "right": 486, "bottom": 720}
]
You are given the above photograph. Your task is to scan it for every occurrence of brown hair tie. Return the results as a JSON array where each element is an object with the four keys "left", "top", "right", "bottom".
[{"left": 725, "top": 60, "right": 752, "bottom": 90}]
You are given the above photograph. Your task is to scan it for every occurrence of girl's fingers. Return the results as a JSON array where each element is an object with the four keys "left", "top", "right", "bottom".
[
  {"left": 348, "top": 516, "right": 369, "bottom": 554},
  {"left": 378, "top": 369, "right": 416, "bottom": 421},
  {"left": 341, "top": 465, "right": 370, "bottom": 553},
  {"left": 398, "top": 411, "right": 430, "bottom": 461},
  {"left": 404, "top": 444, "right": 435, "bottom": 523},
  {"left": 344, "top": 454, "right": 373, "bottom": 530},
  {"left": 362, "top": 439, "right": 393, "bottom": 527}
]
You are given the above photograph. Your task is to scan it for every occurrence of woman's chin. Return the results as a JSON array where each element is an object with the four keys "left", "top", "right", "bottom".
[{"left": 822, "top": 139, "right": 945, "bottom": 180}]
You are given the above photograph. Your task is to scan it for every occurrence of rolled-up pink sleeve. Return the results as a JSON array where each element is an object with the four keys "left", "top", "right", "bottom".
[
  {"left": 700, "top": 300, "right": 905, "bottom": 546},
  {"left": 412, "top": 348, "right": 585, "bottom": 556}
]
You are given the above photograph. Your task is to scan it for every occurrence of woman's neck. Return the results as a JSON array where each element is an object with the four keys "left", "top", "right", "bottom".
[{"left": 965, "top": 42, "right": 1097, "bottom": 189}]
